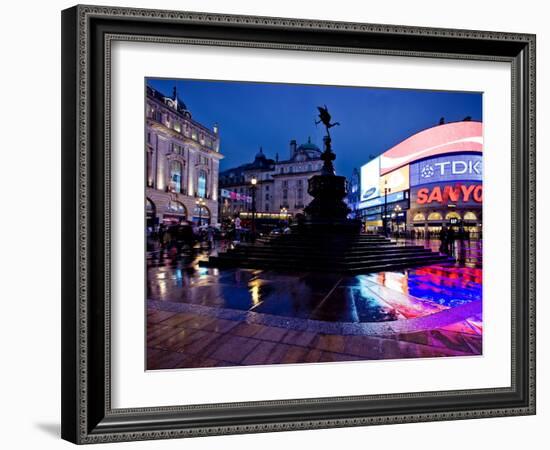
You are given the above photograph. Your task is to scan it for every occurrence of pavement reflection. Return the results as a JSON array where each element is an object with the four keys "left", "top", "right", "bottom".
[{"left": 147, "top": 239, "right": 482, "bottom": 325}]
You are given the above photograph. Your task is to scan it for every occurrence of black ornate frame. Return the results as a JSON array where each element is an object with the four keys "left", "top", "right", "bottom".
[{"left": 61, "top": 4, "right": 536, "bottom": 444}]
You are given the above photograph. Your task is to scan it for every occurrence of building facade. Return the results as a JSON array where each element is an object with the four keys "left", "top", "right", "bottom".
[
  {"left": 354, "top": 120, "right": 483, "bottom": 237},
  {"left": 218, "top": 138, "right": 324, "bottom": 223},
  {"left": 145, "top": 85, "right": 223, "bottom": 227}
]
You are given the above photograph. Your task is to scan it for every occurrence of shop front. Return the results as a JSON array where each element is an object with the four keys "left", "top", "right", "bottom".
[
  {"left": 408, "top": 183, "right": 482, "bottom": 239},
  {"left": 357, "top": 192, "right": 410, "bottom": 234},
  {"left": 162, "top": 200, "right": 188, "bottom": 225}
]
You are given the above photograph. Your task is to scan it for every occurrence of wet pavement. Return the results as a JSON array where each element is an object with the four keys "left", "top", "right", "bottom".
[{"left": 147, "top": 238, "right": 482, "bottom": 369}]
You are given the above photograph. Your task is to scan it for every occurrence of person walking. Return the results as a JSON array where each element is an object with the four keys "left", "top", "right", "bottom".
[
  {"left": 447, "top": 226, "right": 456, "bottom": 256},
  {"left": 234, "top": 216, "right": 242, "bottom": 242},
  {"left": 439, "top": 225, "right": 449, "bottom": 255}
]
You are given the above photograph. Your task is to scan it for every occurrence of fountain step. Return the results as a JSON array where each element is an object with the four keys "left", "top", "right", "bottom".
[
  {"left": 203, "top": 252, "right": 452, "bottom": 273},
  {"left": 228, "top": 247, "right": 434, "bottom": 259}
]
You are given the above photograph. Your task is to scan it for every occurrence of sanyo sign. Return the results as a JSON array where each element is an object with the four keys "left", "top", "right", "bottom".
[{"left": 410, "top": 154, "right": 482, "bottom": 186}]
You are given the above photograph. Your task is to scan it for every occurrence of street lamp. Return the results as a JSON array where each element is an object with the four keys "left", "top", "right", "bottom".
[
  {"left": 250, "top": 176, "right": 257, "bottom": 240},
  {"left": 383, "top": 179, "right": 391, "bottom": 237}
]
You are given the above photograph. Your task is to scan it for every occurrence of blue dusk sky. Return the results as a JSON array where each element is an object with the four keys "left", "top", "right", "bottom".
[{"left": 147, "top": 78, "right": 482, "bottom": 178}]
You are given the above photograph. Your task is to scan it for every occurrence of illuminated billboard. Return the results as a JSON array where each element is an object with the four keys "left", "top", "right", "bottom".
[
  {"left": 360, "top": 157, "right": 380, "bottom": 201},
  {"left": 380, "top": 165, "right": 409, "bottom": 193},
  {"left": 358, "top": 191, "right": 405, "bottom": 209},
  {"left": 411, "top": 182, "right": 482, "bottom": 208},
  {"left": 410, "top": 154, "right": 482, "bottom": 186},
  {"left": 380, "top": 121, "right": 483, "bottom": 175}
]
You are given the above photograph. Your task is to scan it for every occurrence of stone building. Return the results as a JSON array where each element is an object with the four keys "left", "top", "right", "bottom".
[
  {"left": 145, "top": 85, "right": 223, "bottom": 227},
  {"left": 218, "top": 138, "right": 324, "bottom": 220}
]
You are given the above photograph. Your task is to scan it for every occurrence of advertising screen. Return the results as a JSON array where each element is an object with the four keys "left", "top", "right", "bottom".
[
  {"left": 358, "top": 191, "right": 405, "bottom": 209},
  {"left": 360, "top": 157, "right": 380, "bottom": 201},
  {"left": 380, "top": 121, "right": 483, "bottom": 175},
  {"left": 410, "top": 182, "right": 482, "bottom": 208},
  {"left": 380, "top": 165, "right": 410, "bottom": 193},
  {"left": 410, "top": 154, "right": 482, "bottom": 186}
]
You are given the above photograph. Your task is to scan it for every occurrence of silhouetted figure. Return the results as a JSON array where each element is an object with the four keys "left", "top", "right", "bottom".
[
  {"left": 439, "top": 226, "right": 449, "bottom": 255},
  {"left": 447, "top": 227, "right": 456, "bottom": 256},
  {"left": 315, "top": 105, "right": 340, "bottom": 137},
  {"left": 439, "top": 117, "right": 445, "bottom": 125}
]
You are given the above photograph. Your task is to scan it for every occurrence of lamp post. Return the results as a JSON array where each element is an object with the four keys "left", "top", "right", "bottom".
[
  {"left": 383, "top": 179, "right": 391, "bottom": 237},
  {"left": 250, "top": 176, "right": 257, "bottom": 240}
]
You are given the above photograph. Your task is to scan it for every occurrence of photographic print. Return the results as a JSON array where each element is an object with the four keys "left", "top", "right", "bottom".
[{"left": 145, "top": 78, "right": 483, "bottom": 370}]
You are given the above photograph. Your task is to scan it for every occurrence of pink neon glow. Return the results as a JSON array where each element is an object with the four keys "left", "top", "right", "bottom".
[{"left": 380, "top": 121, "right": 483, "bottom": 175}]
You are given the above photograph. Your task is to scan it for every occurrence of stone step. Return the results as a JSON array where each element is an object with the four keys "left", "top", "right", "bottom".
[
  {"left": 228, "top": 247, "right": 433, "bottom": 259},
  {"left": 204, "top": 253, "right": 452, "bottom": 272},
  {"left": 257, "top": 236, "right": 391, "bottom": 243},
  {"left": 212, "top": 251, "right": 448, "bottom": 266},
  {"left": 205, "top": 232, "right": 451, "bottom": 273},
  {"left": 239, "top": 243, "right": 425, "bottom": 253}
]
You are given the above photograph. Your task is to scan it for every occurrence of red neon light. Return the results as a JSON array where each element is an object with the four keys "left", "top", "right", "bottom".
[
  {"left": 380, "top": 121, "right": 483, "bottom": 175},
  {"left": 416, "top": 184, "right": 483, "bottom": 204}
]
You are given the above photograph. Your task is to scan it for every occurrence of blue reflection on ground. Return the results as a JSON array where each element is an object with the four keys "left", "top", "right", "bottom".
[{"left": 147, "top": 240, "right": 482, "bottom": 323}]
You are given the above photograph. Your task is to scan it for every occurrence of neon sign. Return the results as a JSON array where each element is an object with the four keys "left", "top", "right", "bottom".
[
  {"left": 416, "top": 184, "right": 482, "bottom": 204},
  {"left": 410, "top": 154, "right": 482, "bottom": 186},
  {"left": 380, "top": 121, "right": 483, "bottom": 175}
]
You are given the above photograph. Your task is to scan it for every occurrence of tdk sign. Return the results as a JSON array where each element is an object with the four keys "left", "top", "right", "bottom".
[{"left": 411, "top": 154, "right": 482, "bottom": 186}]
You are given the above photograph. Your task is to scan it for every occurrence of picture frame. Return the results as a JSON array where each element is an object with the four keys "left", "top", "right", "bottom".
[{"left": 61, "top": 4, "right": 536, "bottom": 444}]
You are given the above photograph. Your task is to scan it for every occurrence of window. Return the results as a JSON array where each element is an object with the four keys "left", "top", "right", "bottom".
[
  {"left": 265, "top": 193, "right": 270, "bottom": 201},
  {"left": 193, "top": 205, "right": 210, "bottom": 226},
  {"left": 265, "top": 204, "right": 269, "bottom": 211},
  {"left": 308, "top": 164, "right": 312, "bottom": 172},
  {"left": 168, "top": 201, "right": 186, "bottom": 216},
  {"left": 265, "top": 185, "right": 269, "bottom": 191},
  {"left": 297, "top": 179, "right": 303, "bottom": 186},
  {"left": 445, "top": 211, "right": 461, "bottom": 220},
  {"left": 173, "top": 122, "right": 181, "bottom": 133},
  {"left": 146, "top": 151, "right": 154, "bottom": 187},
  {"left": 169, "top": 161, "right": 183, "bottom": 193},
  {"left": 197, "top": 170, "right": 207, "bottom": 198},
  {"left": 171, "top": 143, "right": 183, "bottom": 155},
  {"left": 427, "top": 212, "right": 443, "bottom": 221},
  {"left": 282, "top": 180, "right": 288, "bottom": 188},
  {"left": 146, "top": 132, "right": 152, "bottom": 144},
  {"left": 283, "top": 189, "right": 288, "bottom": 200}
]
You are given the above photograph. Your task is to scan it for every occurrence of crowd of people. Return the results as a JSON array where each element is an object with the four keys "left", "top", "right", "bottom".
[{"left": 146, "top": 220, "right": 217, "bottom": 260}]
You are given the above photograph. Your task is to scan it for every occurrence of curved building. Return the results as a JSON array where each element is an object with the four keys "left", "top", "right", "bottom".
[{"left": 356, "top": 120, "right": 483, "bottom": 237}]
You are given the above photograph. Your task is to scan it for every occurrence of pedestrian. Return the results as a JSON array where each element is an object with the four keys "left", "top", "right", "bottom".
[
  {"left": 439, "top": 225, "right": 448, "bottom": 254},
  {"left": 447, "top": 226, "right": 456, "bottom": 255},
  {"left": 234, "top": 216, "right": 242, "bottom": 242},
  {"left": 206, "top": 226, "right": 215, "bottom": 249}
]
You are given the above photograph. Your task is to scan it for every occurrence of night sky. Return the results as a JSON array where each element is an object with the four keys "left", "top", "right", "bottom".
[{"left": 147, "top": 78, "right": 482, "bottom": 177}]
